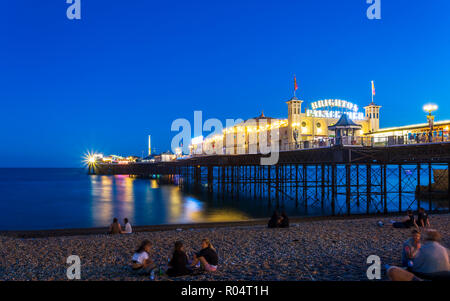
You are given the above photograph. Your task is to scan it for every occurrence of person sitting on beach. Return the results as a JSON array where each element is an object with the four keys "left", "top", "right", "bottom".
[
  {"left": 167, "top": 241, "right": 192, "bottom": 277},
  {"left": 122, "top": 218, "right": 132, "bottom": 234},
  {"left": 417, "top": 208, "right": 430, "bottom": 228},
  {"left": 109, "top": 218, "right": 122, "bottom": 234},
  {"left": 392, "top": 210, "right": 417, "bottom": 229},
  {"left": 402, "top": 230, "right": 421, "bottom": 267},
  {"left": 279, "top": 211, "right": 289, "bottom": 228},
  {"left": 268, "top": 211, "right": 280, "bottom": 228},
  {"left": 387, "top": 230, "right": 450, "bottom": 281},
  {"left": 131, "top": 239, "right": 155, "bottom": 275},
  {"left": 191, "top": 238, "right": 218, "bottom": 272}
]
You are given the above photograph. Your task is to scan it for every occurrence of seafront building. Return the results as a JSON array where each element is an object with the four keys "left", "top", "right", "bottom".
[{"left": 189, "top": 93, "right": 450, "bottom": 155}]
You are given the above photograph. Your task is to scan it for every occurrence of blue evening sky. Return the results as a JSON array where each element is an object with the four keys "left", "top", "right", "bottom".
[{"left": 1, "top": 0, "right": 449, "bottom": 167}]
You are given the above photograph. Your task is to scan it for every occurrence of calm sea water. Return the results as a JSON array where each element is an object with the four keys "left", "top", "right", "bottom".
[{"left": 0, "top": 168, "right": 305, "bottom": 231}]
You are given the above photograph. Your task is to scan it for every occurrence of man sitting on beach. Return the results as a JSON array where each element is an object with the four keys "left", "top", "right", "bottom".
[
  {"left": 109, "top": 218, "right": 122, "bottom": 234},
  {"left": 402, "top": 230, "right": 421, "bottom": 267},
  {"left": 122, "top": 218, "right": 132, "bottom": 234},
  {"left": 387, "top": 229, "right": 450, "bottom": 281}
]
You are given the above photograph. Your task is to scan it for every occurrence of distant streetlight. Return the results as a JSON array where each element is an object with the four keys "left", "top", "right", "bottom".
[{"left": 423, "top": 103, "right": 438, "bottom": 142}]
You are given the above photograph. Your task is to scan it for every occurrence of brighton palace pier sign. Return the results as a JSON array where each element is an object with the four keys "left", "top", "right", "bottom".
[{"left": 306, "top": 99, "right": 365, "bottom": 120}]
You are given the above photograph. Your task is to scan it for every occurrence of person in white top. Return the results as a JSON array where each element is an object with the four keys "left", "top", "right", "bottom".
[
  {"left": 131, "top": 239, "right": 154, "bottom": 275},
  {"left": 122, "top": 218, "right": 132, "bottom": 234}
]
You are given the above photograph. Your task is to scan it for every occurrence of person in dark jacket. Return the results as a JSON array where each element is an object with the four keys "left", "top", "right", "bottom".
[
  {"left": 268, "top": 211, "right": 281, "bottom": 228},
  {"left": 392, "top": 210, "right": 418, "bottom": 229},
  {"left": 279, "top": 211, "right": 290, "bottom": 228},
  {"left": 417, "top": 207, "right": 430, "bottom": 228},
  {"left": 190, "top": 238, "right": 218, "bottom": 272},
  {"left": 167, "top": 241, "right": 192, "bottom": 277}
]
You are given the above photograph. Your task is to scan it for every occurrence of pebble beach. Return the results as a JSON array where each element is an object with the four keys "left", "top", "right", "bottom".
[{"left": 0, "top": 214, "right": 449, "bottom": 281}]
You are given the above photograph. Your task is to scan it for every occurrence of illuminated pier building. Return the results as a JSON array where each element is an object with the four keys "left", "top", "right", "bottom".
[{"left": 190, "top": 93, "right": 450, "bottom": 156}]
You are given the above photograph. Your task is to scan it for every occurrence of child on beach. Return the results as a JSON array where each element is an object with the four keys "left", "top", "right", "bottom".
[
  {"left": 191, "top": 238, "right": 218, "bottom": 272},
  {"left": 109, "top": 218, "right": 122, "bottom": 234},
  {"left": 131, "top": 239, "right": 155, "bottom": 275},
  {"left": 122, "top": 218, "right": 133, "bottom": 234},
  {"left": 167, "top": 241, "right": 192, "bottom": 277}
]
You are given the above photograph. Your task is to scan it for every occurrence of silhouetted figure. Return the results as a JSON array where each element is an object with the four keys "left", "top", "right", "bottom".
[
  {"left": 268, "top": 211, "right": 280, "bottom": 228},
  {"left": 417, "top": 208, "right": 430, "bottom": 228},
  {"left": 167, "top": 241, "right": 192, "bottom": 277},
  {"left": 280, "top": 212, "right": 290, "bottom": 228},
  {"left": 109, "top": 218, "right": 122, "bottom": 234}
]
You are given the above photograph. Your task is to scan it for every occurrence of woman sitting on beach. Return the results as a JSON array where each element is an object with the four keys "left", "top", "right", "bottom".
[
  {"left": 191, "top": 238, "right": 218, "bottom": 272},
  {"left": 131, "top": 239, "right": 155, "bottom": 275},
  {"left": 167, "top": 241, "right": 192, "bottom": 277},
  {"left": 109, "top": 218, "right": 123, "bottom": 234},
  {"left": 392, "top": 210, "right": 417, "bottom": 229}
]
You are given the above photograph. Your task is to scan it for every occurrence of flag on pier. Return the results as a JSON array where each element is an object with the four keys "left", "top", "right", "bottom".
[
  {"left": 371, "top": 80, "right": 375, "bottom": 96},
  {"left": 294, "top": 76, "right": 298, "bottom": 92}
]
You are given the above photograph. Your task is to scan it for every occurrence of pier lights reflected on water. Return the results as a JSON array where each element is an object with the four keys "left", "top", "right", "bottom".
[{"left": 88, "top": 175, "right": 253, "bottom": 227}]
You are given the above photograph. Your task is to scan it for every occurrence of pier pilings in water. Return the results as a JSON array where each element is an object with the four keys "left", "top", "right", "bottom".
[{"left": 94, "top": 145, "right": 450, "bottom": 216}]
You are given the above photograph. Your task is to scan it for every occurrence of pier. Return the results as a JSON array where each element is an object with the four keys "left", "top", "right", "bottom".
[{"left": 93, "top": 143, "right": 450, "bottom": 216}]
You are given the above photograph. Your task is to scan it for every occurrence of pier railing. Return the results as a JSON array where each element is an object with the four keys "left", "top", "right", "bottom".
[{"left": 192, "top": 135, "right": 450, "bottom": 157}]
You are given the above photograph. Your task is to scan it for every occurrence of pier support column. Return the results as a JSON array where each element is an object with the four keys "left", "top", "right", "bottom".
[
  {"left": 346, "top": 164, "right": 351, "bottom": 216},
  {"left": 399, "top": 165, "right": 402, "bottom": 213},
  {"left": 366, "top": 164, "right": 371, "bottom": 214},
  {"left": 428, "top": 163, "right": 432, "bottom": 211},
  {"left": 417, "top": 164, "right": 421, "bottom": 210},
  {"left": 331, "top": 164, "right": 336, "bottom": 216},
  {"left": 383, "top": 164, "right": 387, "bottom": 214},
  {"left": 448, "top": 163, "right": 450, "bottom": 213}
]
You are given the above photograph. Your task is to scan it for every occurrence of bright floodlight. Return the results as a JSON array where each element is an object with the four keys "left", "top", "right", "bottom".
[
  {"left": 423, "top": 103, "right": 438, "bottom": 114},
  {"left": 88, "top": 156, "right": 96, "bottom": 164}
]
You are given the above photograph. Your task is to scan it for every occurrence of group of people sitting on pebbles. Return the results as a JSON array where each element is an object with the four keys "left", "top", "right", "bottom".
[
  {"left": 131, "top": 238, "right": 218, "bottom": 278},
  {"left": 108, "top": 208, "right": 448, "bottom": 280},
  {"left": 108, "top": 217, "right": 218, "bottom": 278},
  {"left": 387, "top": 208, "right": 450, "bottom": 281}
]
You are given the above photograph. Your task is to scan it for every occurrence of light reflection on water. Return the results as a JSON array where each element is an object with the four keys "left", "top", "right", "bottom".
[{"left": 88, "top": 175, "right": 252, "bottom": 229}]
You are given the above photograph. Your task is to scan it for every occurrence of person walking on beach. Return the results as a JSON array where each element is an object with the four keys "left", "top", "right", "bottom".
[
  {"left": 131, "top": 239, "right": 155, "bottom": 275},
  {"left": 402, "top": 229, "right": 421, "bottom": 267},
  {"left": 109, "top": 218, "right": 122, "bottom": 234},
  {"left": 167, "top": 241, "right": 192, "bottom": 277},
  {"left": 417, "top": 208, "right": 430, "bottom": 228},
  {"left": 387, "top": 230, "right": 450, "bottom": 281},
  {"left": 191, "top": 238, "right": 218, "bottom": 272},
  {"left": 122, "top": 218, "right": 133, "bottom": 234},
  {"left": 392, "top": 210, "right": 417, "bottom": 229}
]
